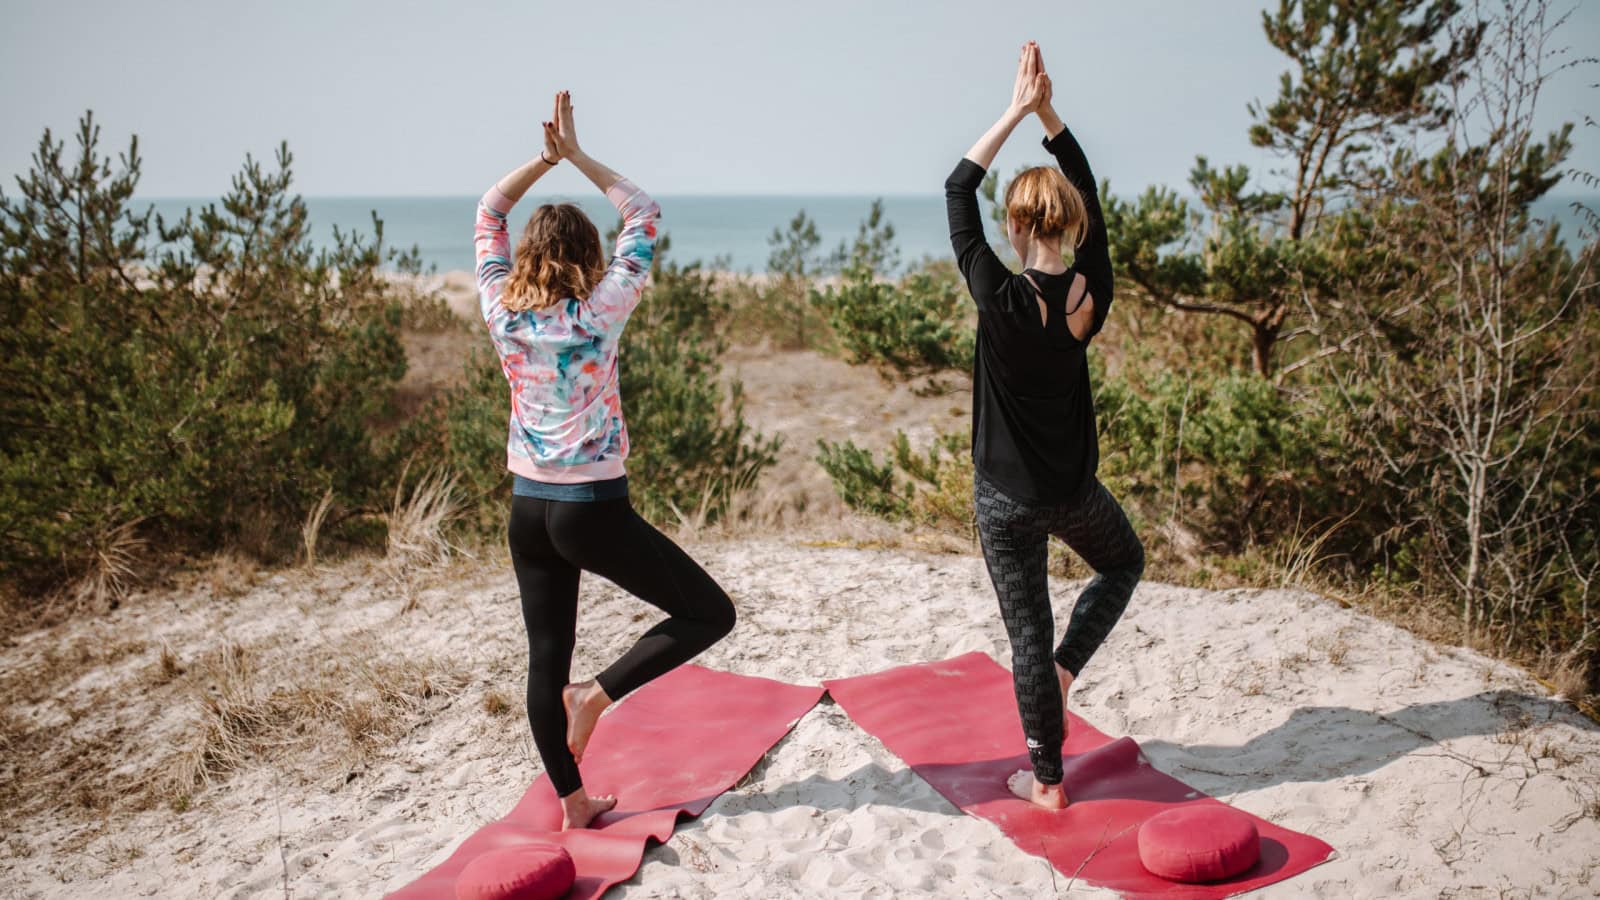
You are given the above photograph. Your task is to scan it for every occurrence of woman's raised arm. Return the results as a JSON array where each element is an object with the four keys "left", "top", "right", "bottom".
[
  {"left": 1033, "top": 51, "right": 1112, "bottom": 336},
  {"left": 962, "top": 42, "right": 1046, "bottom": 170},
  {"left": 947, "top": 42, "right": 1049, "bottom": 306},
  {"left": 475, "top": 95, "right": 564, "bottom": 305},
  {"left": 548, "top": 91, "right": 661, "bottom": 331}
]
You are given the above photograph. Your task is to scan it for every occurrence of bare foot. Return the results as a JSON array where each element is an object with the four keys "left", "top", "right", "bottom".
[
  {"left": 1007, "top": 770, "right": 1069, "bottom": 810},
  {"left": 558, "top": 786, "right": 617, "bottom": 830},
  {"left": 1057, "top": 662, "right": 1075, "bottom": 733},
  {"left": 562, "top": 680, "right": 612, "bottom": 763}
]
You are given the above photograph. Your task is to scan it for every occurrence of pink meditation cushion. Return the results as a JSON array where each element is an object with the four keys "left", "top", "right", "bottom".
[
  {"left": 455, "top": 844, "right": 576, "bottom": 900},
  {"left": 1137, "top": 805, "right": 1261, "bottom": 883}
]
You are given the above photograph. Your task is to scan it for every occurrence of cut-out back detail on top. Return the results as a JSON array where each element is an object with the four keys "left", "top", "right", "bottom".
[{"left": 1023, "top": 270, "right": 1094, "bottom": 340}]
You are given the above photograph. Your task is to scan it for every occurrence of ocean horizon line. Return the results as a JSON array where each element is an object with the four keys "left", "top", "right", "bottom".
[
  {"left": 130, "top": 191, "right": 1594, "bottom": 273},
  {"left": 138, "top": 191, "right": 952, "bottom": 202}
]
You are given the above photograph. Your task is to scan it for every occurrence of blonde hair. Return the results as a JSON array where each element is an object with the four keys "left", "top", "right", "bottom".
[
  {"left": 502, "top": 203, "right": 606, "bottom": 312},
  {"left": 1004, "top": 167, "right": 1088, "bottom": 249}
]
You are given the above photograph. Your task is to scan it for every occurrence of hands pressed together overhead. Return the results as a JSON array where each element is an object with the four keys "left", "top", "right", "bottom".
[
  {"left": 541, "top": 91, "right": 581, "bottom": 164},
  {"left": 961, "top": 40, "right": 1064, "bottom": 172},
  {"left": 1009, "top": 40, "right": 1052, "bottom": 118},
  {"left": 494, "top": 88, "right": 626, "bottom": 205}
]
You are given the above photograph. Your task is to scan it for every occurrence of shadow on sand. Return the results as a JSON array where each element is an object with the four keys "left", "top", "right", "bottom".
[{"left": 1140, "top": 688, "right": 1595, "bottom": 794}]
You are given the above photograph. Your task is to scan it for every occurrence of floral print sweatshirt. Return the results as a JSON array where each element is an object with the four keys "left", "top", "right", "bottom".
[{"left": 474, "top": 178, "right": 660, "bottom": 483}]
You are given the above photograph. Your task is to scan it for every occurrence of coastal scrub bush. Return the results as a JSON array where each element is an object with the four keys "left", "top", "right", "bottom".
[
  {"left": 619, "top": 256, "right": 782, "bottom": 524},
  {"left": 815, "top": 439, "right": 908, "bottom": 520},
  {"left": 758, "top": 210, "right": 831, "bottom": 349},
  {"left": 812, "top": 261, "right": 975, "bottom": 377},
  {"left": 0, "top": 113, "right": 414, "bottom": 603},
  {"left": 1095, "top": 357, "right": 1349, "bottom": 549},
  {"left": 809, "top": 199, "right": 973, "bottom": 378},
  {"left": 817, "top": 430, "right": 973, "bottom": 535}
]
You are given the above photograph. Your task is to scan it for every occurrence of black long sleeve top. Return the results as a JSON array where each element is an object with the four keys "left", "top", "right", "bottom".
[{"left": 945, "top": 125, "right": 1113, "bottom": 506}]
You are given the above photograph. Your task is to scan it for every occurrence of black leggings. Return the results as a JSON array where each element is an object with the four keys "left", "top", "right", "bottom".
[
  {"left": 507, "top": 494, "right": 736, "bottom": 797},
  {"left": 974, "top": 473, "right": 1144, "bottom": 785}
]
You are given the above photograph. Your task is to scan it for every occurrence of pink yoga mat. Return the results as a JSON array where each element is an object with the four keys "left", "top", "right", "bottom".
[
  {"left": 824, "top": 652, "right": 1335, "bottom": 899},
  {"left": 388, "top": 665, "right": 823, "bottom": 900}
]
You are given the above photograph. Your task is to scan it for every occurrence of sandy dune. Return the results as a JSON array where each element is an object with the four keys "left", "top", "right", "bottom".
[{"left": 5, "top": 537, "right": 1598, "bottom": 898}]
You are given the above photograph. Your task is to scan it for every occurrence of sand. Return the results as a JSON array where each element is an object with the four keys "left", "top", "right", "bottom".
[{"left": 4, "top": 536, "right": 1599, "bottom": 899}]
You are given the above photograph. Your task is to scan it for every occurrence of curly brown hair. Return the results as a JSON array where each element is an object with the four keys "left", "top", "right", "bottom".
[{"left": 502, "top": 203, "right": 606, "bottom": 312}]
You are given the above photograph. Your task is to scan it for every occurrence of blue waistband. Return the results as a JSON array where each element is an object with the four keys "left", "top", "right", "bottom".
[{"left": 512, "top": 473, "right": 629, "bottom": 502}]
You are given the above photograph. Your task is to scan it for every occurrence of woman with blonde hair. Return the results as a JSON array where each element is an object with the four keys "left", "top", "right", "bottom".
[
  {"left": 475, "top": 91, "right": 736, "bottom": 829},
  {"left": 946, "top": 43, "right": 1144, "bottom": 810}
]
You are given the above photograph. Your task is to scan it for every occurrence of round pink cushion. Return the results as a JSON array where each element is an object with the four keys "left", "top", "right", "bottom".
[
  {"left": 1137, "top": 806, "right": 1261, "bottom": 883},
  {"left": 455, "top": 844, "right": 576, "bottom": 900}
]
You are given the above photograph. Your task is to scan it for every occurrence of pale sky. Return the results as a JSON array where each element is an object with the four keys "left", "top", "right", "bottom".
[{"left": 3, "top": 0, "right": 1596, "bottom": 198}]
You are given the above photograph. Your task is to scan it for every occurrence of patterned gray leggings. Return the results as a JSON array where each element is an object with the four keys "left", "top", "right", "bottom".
[{"left": 974, "top": 472, "right": 1144, "bottom": 785}]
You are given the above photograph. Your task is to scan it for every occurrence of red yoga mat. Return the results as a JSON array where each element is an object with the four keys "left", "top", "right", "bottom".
[
  {"left": 387, "top": 665, "right": 823, "bottom": 900},
  {"left": 824, "top": 652, "right": 1336, "bottom": 899}
]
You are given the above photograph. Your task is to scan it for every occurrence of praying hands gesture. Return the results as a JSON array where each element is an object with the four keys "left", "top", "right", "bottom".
[
  {"left": 492, "top": 90, "right": 626, "bottom": 208},
  {"left": 536, "top": 90, "right": 625, "bottom": 194},
  {"left": 1008, "top": 41, "right": 1051, "bottom": 118},
  {"left": 544, "top": 90, "right": 582, "bottom": 162},
  {"left": 541, "top": 93, "right": 563, "bottom": 165},
  {"left": 964, "top": 41, "right": 1063, "bottom": 171}
]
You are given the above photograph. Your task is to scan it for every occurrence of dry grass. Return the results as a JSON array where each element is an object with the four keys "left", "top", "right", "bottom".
[
  {"left": 68, "top": 518, "right": 145, "bottom": 612},
  {"left": 1551, "top": 654, "right": 1591, "bottom": 702},
  {"left": 0, "top": 583, "right": 468, "bottom": 844},
  {"left": 386, "top": 465, "right": 463, "bottom": 570},
  {"left": 301, "top": 488, "right": 336, "bottom": 567},
  {"left": 1277, "top": 650, "right": 1313, "bottom": 675},
  {"left": 0, "top": 707, "right": 145, "bottom": 827},
  {"left": 666, "top": 475, "right": 739, "bottom": 537},
  {"left": 203, "top": 552, "right": 259, "bottom": 599},
  {"left": 1265, "top": 510, "right": 1357, "bottom": 590},
  {"left": 482, "top": 690, "right": 513, "bottom": 717},
  {"left": 150, "top": 642, "right": 184, "bottom": 685},
  {"left": 1, "top": 630, "right": 147, "bottom": 710},
  {"left": 1310, "top": 628, "right": 1356, "bottom": 669},
  {"left": 0, "top": 706, "right": 24, "bottom": 759},
  {"left": 1533, "top": 737, "right": 1580, "bottom": 769},
  {"left": 1130, "top": 510, "right": 1598, "bottom": 721},
  {"left": 1223, "top": 662, "right": 1268, "bottom": 697},
  {"left": 175, "top": 634, "right": 467, "bottom": 790}
]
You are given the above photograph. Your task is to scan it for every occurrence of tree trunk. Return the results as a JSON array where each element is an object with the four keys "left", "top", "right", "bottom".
[
  {"left": 1250, "top": 303, "right": 1290, "bottom": 378},
  {"left": 1463, "top": 459, "right": 1485, "bottom": 638},
  {"left": 1251, "top": 323, "right": 1276, "bottom": 377}
]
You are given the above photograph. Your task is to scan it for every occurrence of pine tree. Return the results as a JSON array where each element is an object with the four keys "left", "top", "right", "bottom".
[{"left": 1106, "top": 0, "right": 1482, "bottom": 376}]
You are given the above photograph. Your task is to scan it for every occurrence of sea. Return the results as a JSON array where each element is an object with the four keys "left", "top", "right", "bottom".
[{"left": 139, "top": 192, "right": 1596, "bottom": 274}]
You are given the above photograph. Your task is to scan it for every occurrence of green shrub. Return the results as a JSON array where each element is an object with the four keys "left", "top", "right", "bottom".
[
  {"left": 893, "top": 430, "right": 976, "bottom": 535},
  {"left": 759, "top": 210, "right": 831, "bottom": 349},
  {"left": 394, "top": 349, "right": 510, "bottom": 535},
  {"left": 815, "top": 439, "right": 909, "bottom": 520},
  {"left": 620, "top": 257, "right": 781, "bottom": 524},
  {"left": 0, "top": 114, "right": 413, "bottom": 596},
  {"left": 1095, "top": 355, "right": 1356, "bottom": 548},
  {"left": 812, "top": 261, "right": 975, "bottom": 377},
  {"left": 817, "top": 430, "right": 974, "bottom": 534}
]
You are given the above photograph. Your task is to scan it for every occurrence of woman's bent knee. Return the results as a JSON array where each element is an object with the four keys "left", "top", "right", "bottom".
[
  {"left": 707, "top": 592, "right": 737, "bottom": 640},
  {"left": 1126, "top": 539, "right": 1146, "bottom": 581}
]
